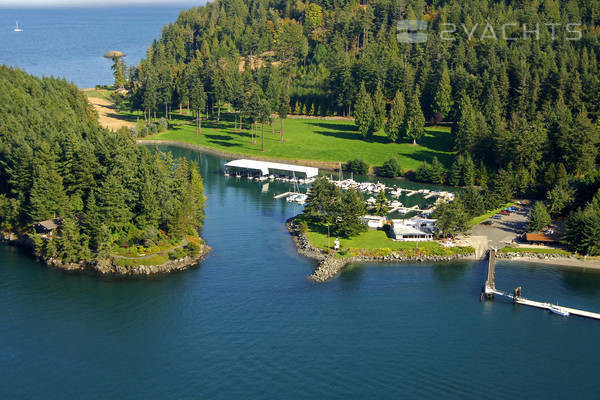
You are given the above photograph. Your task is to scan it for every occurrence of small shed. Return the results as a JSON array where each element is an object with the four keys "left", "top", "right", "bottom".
[
  {"left": 34, "top": 218, "right": 62, "bottom": 236},
  {"left": 524, "top": 233, "right": 558, "bottom": 245}
]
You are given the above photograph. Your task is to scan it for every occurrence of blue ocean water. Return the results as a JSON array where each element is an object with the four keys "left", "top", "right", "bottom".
[
  {"left": 1, "top": 7, "right": 600, "bottom": 399},
  {"left": 1, "top": 147, "right": 600, "bottom": 399},
  {"left": 0, "top": 6, "right": 187, "bottom": 88}
]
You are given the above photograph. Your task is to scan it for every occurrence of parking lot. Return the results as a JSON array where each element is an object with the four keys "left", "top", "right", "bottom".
[{"left": 469, "top": 204, "right": 531, "bottom": 250}]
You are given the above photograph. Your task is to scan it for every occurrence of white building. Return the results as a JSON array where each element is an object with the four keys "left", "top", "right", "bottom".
[
  {"left": 224, "top": 159, "right": 318, "bottom": 178},
  {"left": 360, "top": 215, "right": 386, "bottom": 229},
  {"left": 390, "top": 218, "right": 437, "bottom": 241}
]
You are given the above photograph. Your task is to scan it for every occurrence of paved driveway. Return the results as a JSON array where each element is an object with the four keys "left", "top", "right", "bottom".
[{"left": 469, "top": 205, "right": 530, "bottom": 249}]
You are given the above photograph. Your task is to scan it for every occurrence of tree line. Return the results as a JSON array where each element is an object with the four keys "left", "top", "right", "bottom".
[{"left": 0, "top": 66, "right": 205, "bottom": 262}]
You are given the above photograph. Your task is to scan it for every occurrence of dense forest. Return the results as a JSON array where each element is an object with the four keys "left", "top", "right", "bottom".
[
  {"left": 125, "top": 0, "right": 600, "bottom": 254},
  {"left": 0, "top": 66, "right": 205, "bottom": 263}
]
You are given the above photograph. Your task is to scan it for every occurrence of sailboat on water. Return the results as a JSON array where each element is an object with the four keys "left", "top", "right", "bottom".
[{"left": 14, "top": 21, "right": 23, "bottom": 32}]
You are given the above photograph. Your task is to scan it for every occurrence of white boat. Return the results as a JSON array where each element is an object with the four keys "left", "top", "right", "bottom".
[
  {"left": 14, "top": 21, "right": 23, "bottom": 32},
  {"left": 548, "top": 304, "right": 569, "bottom": 317},
  {"left": 295, "top": 193, "right": 308, "bottom": 204}
]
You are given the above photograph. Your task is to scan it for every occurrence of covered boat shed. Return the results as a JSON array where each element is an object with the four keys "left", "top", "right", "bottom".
[{"left": 224, "top": 159, "right": 319, "bottom": 178}]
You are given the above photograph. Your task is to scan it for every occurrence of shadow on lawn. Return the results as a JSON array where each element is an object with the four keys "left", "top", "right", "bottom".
[
  {"left": 420, "top": 128, "right": 455, "bottom": 153},
  {"left": 404, "top": 149, "right": 454, "bottom": 168},
  {"left": 306, "top": 122, "right": 358, "bottom": 132},
  {"left": 311, "top": 128, "right": 390, "bottom": 144},
  {"left": 205, "top": 134, "right": 234, "bottom": 141},
  {"left": 207, "top": 140, "right": 241, "bottom": 148}
]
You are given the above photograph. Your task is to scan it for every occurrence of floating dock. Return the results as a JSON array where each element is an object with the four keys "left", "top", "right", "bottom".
[
  {"left": 484, "top": 249, "right": 600, "bottom": 320},
  {"left": 273, "top": 191, "right": 294, "bottom": 199}
]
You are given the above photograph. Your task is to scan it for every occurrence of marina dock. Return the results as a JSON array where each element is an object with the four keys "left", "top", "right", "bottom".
[
  {"left": 273, "top": 191, "right": 294, "bottom": 199},
  {"left": 484, "top": 249, "right": 600, "bottom": 320}
]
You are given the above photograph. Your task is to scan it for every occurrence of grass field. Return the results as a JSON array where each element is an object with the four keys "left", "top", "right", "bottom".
[
  {"left": 304, "top": 223, "right": 473, "bottom": 257},
  {"left": 83, "top": 87, "right": 114, "bottom": 101},
  {"left": 141, "top": 112, "right": 455, "bottom": 171}
]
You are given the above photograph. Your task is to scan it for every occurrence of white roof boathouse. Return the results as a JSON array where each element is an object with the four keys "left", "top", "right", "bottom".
[
  {"left": 390, "top": 218, "right": 436, "bottom": 241},
  {"left": 224, "top": 159, "right": 319, "bottom": 178}
]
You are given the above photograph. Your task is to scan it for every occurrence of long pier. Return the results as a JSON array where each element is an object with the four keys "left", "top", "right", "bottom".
[{"left": 483, "top": 249, "right": 600, "bottom": 320}]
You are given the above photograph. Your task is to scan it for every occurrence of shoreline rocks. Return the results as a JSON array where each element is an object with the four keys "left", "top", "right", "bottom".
[
  {"left": 1, "top": 231, "right": 210, "bottom": 277},
  {"left": 496, "top": 252, "right": 577, "bottom": 261},
  {"left": 286, "top": 217, "right": 474, "bottom": 283}
]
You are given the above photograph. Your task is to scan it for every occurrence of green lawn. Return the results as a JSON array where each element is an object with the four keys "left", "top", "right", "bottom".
[
  {"left": 83, "top": 88, "right": 114, "bottom": 101},
  {"left": 141, "top": 112, "right": 455, "bottom": 171},
  {"left": 304, "top": 223, "right": 473, "bottom": 257},
  {"left": 469, "top": 202, "right": 516, "bottom": 226}
]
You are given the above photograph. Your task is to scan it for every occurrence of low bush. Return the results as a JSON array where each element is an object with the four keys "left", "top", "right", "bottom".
[
  {"left": 378, "top": 157, "right": 402, "bottom": 178},
  {"left": 168, "top": 247, "right": 187, "bottom": 260},
  {"left": 344, "top": 158, "right": 369, "bottom": 175}
]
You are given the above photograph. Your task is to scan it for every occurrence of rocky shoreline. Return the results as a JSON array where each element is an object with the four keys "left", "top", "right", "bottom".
[
  {"left": 1, "top": 231, "right": 211, "bottom": 277},
  {"left": 496, "top": 252, "right": 577, "bottom": 260},
  {"left": 286, "top": 218, "right": 475, "bottom": 283}
]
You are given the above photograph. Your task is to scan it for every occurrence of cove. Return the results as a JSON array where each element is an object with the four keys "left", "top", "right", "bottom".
[{"left": 1, "top": 145, "right": 600, "bottom": 399}]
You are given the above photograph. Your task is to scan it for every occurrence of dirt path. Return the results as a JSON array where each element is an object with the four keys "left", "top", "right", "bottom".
[{"left": 85, "top": 94, "right": 135, "bottom": 131}]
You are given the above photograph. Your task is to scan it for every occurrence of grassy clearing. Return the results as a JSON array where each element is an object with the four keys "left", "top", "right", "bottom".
[
  {"left": 469, "top": 202, "right": 516, "bottom": 226},
  {"left": 305, "top": 223, "right": 473, "bottom": 258},
  {"left": 113, "top": 254, "right": 169, "bottom": 267},
  {"left": 141, "top": 112, "right": 455, "bottom": 171},
  {"left": 499, "top": 246, "right": 572, "bottom": 255},
  {"left": 112, "top": 238, "right": 184, "bottom": 258},
  {"left": 83, "top": 88, "right": 114, "bottom": 101}
]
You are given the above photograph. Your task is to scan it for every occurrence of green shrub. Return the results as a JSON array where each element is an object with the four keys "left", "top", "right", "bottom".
[
  {"left": 168, "top": 247, "right": 187, "bottom": 260},
  {"left": 379, "top": 157, "right": 402, "bottom": 178},
  {"left": 158, "top": 118, "right": 168, "bottom": 132},
  {"left": 185, "top": 242, "right": 201, "bottom": 256},
  {"left": 298, "top": 220, "right": 308, "bottom": 233},
  {"left": 344, "top": 158, "right": 369, "bottom": 175}
]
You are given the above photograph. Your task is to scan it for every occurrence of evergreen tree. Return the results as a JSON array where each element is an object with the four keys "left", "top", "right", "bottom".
[
  {"left": 189, "top": 83, "right": 207, "bottom": 133},
  {"left": 528, "top": 201, "right": 551, "bottom": 232},
  {"left": 379, "top": 158, "right": 402, "bottom": 178},
  {"left": 385, "top": 90, "right": 405, "bottom": 142},
  {"left": 374, "top": 190, "right": 389, "bottom": 216},
  {"left": 454, "top": 95, "right": 478, "bottom": 154},
  {"left": 373, "top": 81, "right": 386, "bottom": 131},
  {"left": 433, "top": 200, "right": 469, "bottom": 238},
  {"left": 433, "top": 62, "right": 452, "bottom": 119},
  {"left": 333, "top": 189, "right": 368, "bottom": 238},
  {"left": 278, "top": 87, "right": 290, "bottom": 142},
  {"left": 402, "top": 88, "right": 425, "bottom": 145},
  {"left": 354, "top": 82, "right": 375, "bottom": 138}
]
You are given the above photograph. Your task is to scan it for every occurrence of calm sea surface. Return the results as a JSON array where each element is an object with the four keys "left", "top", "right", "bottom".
[
  {"left": 0, "top": 6, "right": 187, "bottom": 88},
  {"left": 1, "top": 7, "right": 600, "bottom": 399},
  {"left": 2, "top": 146, "right": 600, "bottom": 399}
]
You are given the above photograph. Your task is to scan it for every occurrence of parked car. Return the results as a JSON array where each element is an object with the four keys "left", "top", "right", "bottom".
[
  {"left": 500, "top": 210, "right": 511, "bottom": 215},
  {"left": 482, "top": 220, "right": 493, "bottom": 225},
  {"left": 492, "top": 215, "right": 502, "bottom": 220}
]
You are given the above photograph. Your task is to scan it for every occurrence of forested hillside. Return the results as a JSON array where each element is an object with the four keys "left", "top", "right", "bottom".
[
  {"left": 126, "top": 0, "right": 600, "bottom": 253},
  {"left": 0, "top": 66, "right": 205, "bottom": 263},
  {"left": 130, "top": 0, "right": 599, "bottom": 188}
]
